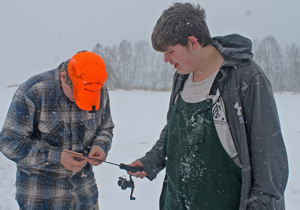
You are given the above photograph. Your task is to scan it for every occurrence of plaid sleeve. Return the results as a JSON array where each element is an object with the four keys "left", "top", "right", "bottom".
[
  {"left": 0, "top": 84, "right": 62, "bottom": 167},
  {"left": 92, "top": 87, "right": 114, "bottom": 154}
]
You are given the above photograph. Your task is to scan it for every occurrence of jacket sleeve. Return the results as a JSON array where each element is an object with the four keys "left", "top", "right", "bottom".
[
  {"left": 92, "top": 86, "right": 114, "bottom": 154},
  {"left": 242, "top": 72, "right": 288, "bottom": 209},
  {"left": 0, "top": 85, "right": 62, "bottom": 168}
]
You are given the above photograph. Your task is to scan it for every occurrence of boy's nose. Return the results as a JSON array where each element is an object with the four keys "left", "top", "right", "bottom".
[{"left": 164, "top": 53, "right": 171, "bottom": 62}]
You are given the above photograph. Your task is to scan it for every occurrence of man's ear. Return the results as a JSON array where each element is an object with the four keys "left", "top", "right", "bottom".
[
  {"left": 60, "top": 72, "right": 67, "bottom": 82},
  {"left": 188, "top": 36, "right": 198, "bottom": 50}
]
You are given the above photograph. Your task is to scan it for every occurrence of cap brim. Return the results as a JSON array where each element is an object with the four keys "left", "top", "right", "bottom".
[{"left": 73, "top": 82, "right": 101, "bottom": 111}]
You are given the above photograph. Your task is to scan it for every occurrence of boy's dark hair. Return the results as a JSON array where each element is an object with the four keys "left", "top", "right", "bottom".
[{"left": 151, "top": 3, "right": 213, "bottom": 52}]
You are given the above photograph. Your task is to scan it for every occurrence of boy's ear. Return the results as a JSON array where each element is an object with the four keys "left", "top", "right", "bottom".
[{"left": 188, "top": 36, "right": 198, "bottom": 49}]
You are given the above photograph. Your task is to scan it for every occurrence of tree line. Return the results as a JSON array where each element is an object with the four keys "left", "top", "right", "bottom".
[
  {"left": 93, "top": 40, "right": 174, "bottom": 91},
  {"left": 93, "top": 36, "right": 300, "bottom": 92},
  {"left": 253, "top": 36, "right": 300, "bottom": 92}
]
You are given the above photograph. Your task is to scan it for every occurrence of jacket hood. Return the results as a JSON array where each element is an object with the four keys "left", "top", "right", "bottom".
[{"left": 212, "top": 34, "right": 253, "bottom": 67}]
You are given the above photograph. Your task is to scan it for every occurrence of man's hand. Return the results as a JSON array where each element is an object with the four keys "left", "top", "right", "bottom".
[
  {"left": 88, "top": 145, "right": 106, "bottom": 166},
  {"left": 60, "top": 149, "right": 88, "bottom": 172},
  {"left": 128, "top": 160, "right": 147, "bottom": 179}
]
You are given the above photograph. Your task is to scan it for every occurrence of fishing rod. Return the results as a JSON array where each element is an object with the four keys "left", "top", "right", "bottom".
[
  {"left": 62, "top": 150, "right": 144, "bottom": 200},
  {"left": 62, "top": 150, "right": 144, "bottom": 173}
]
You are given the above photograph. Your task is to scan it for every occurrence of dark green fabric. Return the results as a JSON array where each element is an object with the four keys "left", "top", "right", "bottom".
[{"left": 164, "top": 95, "right": 242, "bottom": 210}]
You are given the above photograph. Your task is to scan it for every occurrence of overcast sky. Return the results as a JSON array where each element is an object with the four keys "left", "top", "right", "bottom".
[{"left": 0, "top": 0, "right": 299, "bottom": 88}]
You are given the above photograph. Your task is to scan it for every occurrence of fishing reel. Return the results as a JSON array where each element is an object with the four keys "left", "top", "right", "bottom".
[{"left": 118, "top": 175, "right": 136, "bottom": 200}]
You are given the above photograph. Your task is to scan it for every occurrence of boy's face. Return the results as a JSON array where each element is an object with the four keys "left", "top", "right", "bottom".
[{"left": 163, "top": 43, "right": 195, "bottom": 75}]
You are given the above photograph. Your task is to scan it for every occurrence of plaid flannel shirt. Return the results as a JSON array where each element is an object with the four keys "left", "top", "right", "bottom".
[{"left": 0, "top": 65, "right": 114, "bottom": 210}]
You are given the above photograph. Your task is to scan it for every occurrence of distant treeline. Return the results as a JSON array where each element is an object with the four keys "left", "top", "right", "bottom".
[
  {"left": 93, "top": 40, "right": 174, "bottom": 91},
  {"left": 93, "top": 35, "right": 300, "bottom": 92}
]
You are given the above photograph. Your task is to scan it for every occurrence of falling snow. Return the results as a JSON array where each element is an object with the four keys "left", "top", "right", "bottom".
[{"left": 0, "top": 89, "right": 299, "bottom": 209}]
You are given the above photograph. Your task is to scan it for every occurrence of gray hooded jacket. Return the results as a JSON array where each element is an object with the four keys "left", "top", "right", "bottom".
[{"left": 139, "top": 34, "right": 288, "bottom": 210}]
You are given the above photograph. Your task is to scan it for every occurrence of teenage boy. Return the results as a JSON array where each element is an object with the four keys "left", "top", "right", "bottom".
[
  {"left": 129, "top": 3, "right": 288, "bottom": 210},
  {"left": 0, "top": 51, "right": 114, "bottom": 209}
]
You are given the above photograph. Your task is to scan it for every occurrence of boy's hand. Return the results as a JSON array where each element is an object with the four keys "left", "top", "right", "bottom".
[
  {"left": 88, "top": 145, "right": 106, "bottom": 166},
  {"left": 128, "top": 160, "right": 147, "bottom": 179},
  {"left": 60, "top": 149, "right": 87, "bottom": 172}
]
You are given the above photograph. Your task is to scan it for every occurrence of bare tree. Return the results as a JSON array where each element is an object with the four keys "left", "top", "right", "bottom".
[
  {"left": 147, "top": 50, "right": 162, "bottom": 90},
  {"left": 254, "top": 35, "right": 284, "bottom": 91},
  {"left": 118, "top": 40, "right": 134, "bottom": 88},
  {"left": 285, "top": 43, "right": 300, "bottom": 92},
  {"left": 93, "top": 43, "right": 103, "bottom": 56},
  {"left": 133, "top": 40, "right": 151, "bottom": 89}
]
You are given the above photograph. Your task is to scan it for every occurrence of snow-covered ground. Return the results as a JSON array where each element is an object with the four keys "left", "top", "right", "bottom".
[{"left": 0, "top": 88, "right": 299, "bottom": 209}]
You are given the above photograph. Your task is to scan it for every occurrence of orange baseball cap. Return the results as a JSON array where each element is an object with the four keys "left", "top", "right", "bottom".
[{"left": 68, "top": 51, "right": 107, "bottom": 112}]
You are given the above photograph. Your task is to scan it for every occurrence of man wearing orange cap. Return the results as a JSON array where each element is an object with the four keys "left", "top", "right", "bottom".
[{"left": 0, "top": 51, "right": 114, "bottom": 209}]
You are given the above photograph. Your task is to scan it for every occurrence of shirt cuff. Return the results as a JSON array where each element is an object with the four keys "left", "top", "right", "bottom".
[
  {"left": 92, "top": 141, "right": 108, "bottom": 154},
  {"left": 47, "top": 146, "right": 63, "bottom": 164}
]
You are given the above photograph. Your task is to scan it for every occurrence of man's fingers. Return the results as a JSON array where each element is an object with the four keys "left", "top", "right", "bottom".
[
  {"left": 65, "top": 159, "right": 87, "bottom": 171},
  {"left": 72, "top": 158, "right": 87, "bottom": 166},
  {"left": 67, "top": 155, "right": 87, "bottom": 171},
  {"left": 61, "top": 150, "right": 90, "bottom": 172},
  {"left": 88, "top": 157, "right": 105, "bottom": 166},
  {"left": 88, "top": 149, "right": 106, "bottom": 166},
  {"left": 88, "top": 161, "right": 100, "bottom": 166}
]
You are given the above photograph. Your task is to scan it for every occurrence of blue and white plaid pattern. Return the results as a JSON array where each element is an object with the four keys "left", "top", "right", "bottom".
[{"left": 0, "top": 65, "right": 114, "bottom": 209}]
